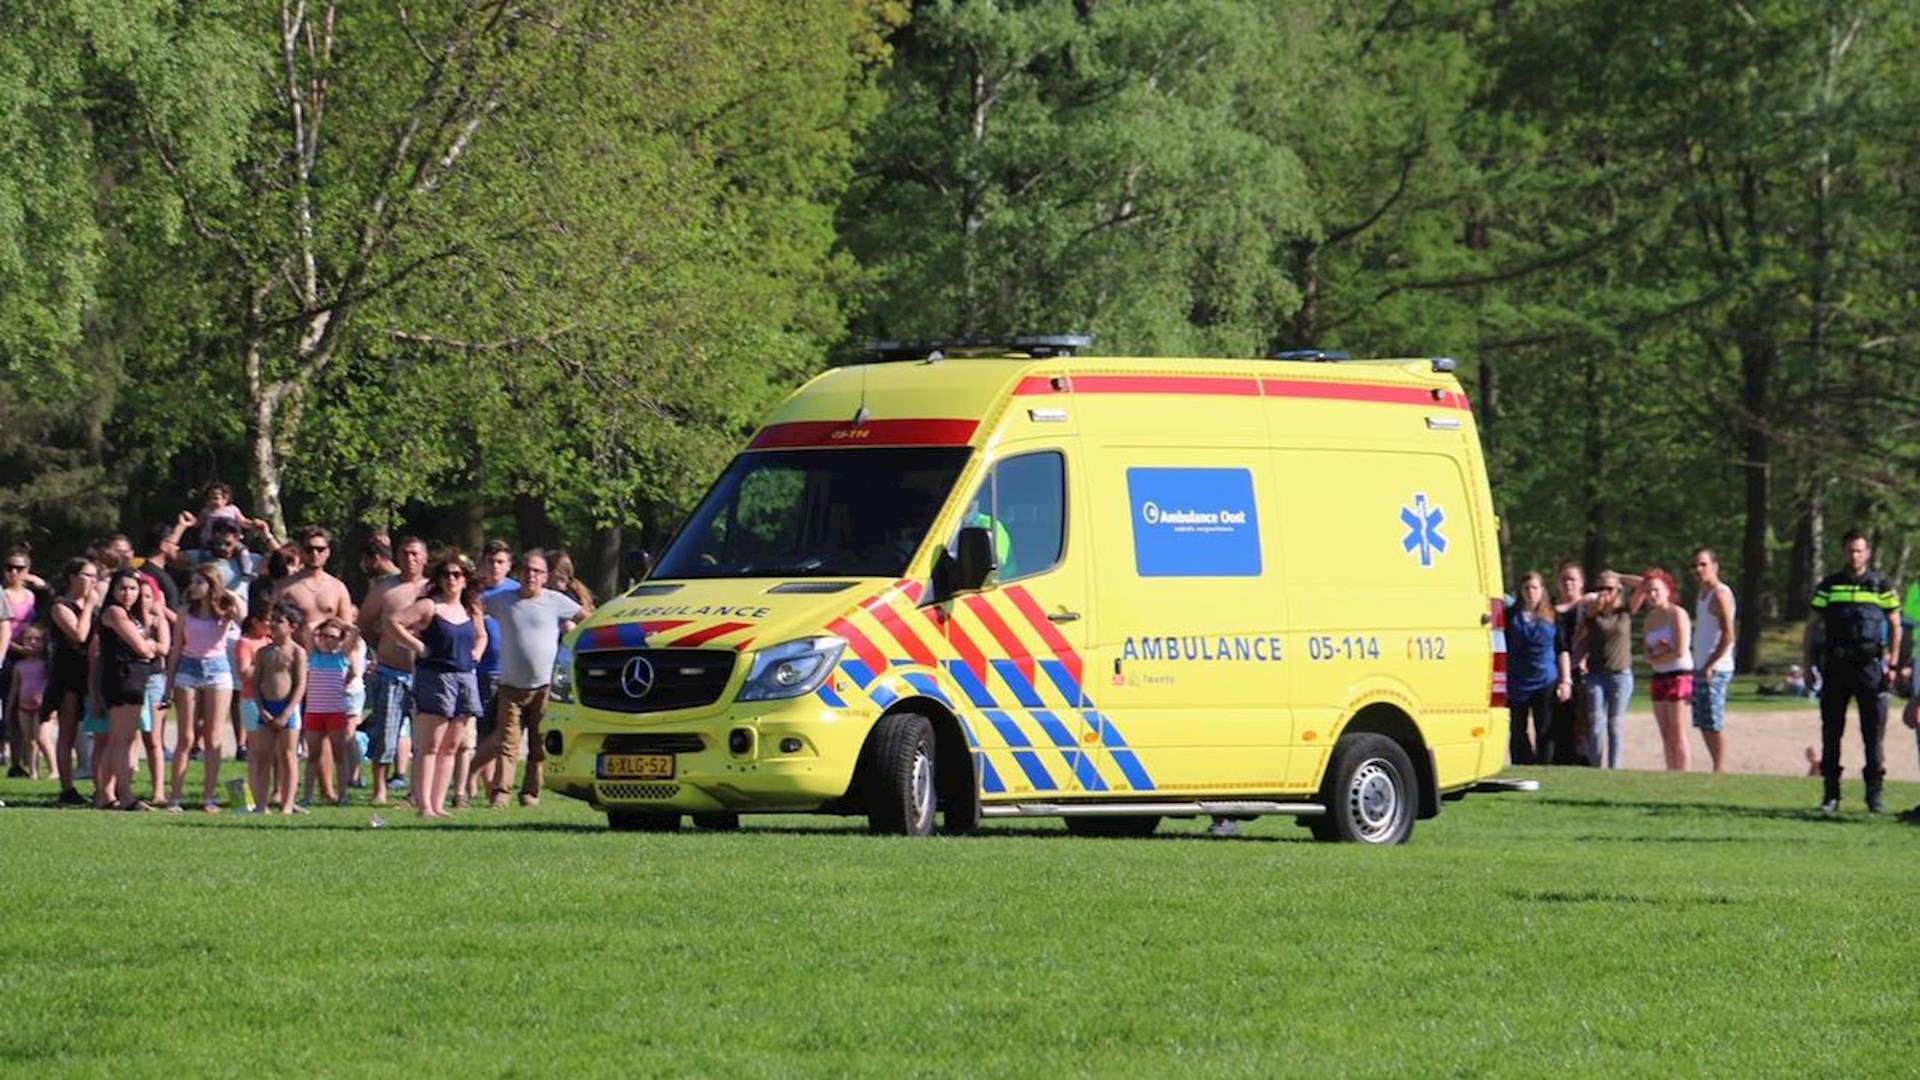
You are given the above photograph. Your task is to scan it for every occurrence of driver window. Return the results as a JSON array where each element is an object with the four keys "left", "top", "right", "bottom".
[{"left": 952, "top": 451, "right": 1066, "bottom": 583}]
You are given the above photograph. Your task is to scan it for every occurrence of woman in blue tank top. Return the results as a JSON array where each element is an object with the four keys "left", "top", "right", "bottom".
[{"left": 387, "top": 556, "right": 486, "bottom": 819}]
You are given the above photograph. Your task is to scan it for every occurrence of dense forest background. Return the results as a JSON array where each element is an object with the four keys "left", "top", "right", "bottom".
[{"left": 5, "top": 0, "right": 1919, "bottom": 666}]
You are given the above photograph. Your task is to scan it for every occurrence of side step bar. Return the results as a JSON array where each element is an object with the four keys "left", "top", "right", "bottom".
[{"left": 982, "top": 799, "right": 1325, "bottom": 819}]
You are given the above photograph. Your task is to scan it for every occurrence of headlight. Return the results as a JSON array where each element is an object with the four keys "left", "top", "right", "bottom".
[
  {"left": 736, "top": 636, "right": 846, "bottom": 702},
  {"left": 550, "top": 642, "right": 576, "bottom": 702}
]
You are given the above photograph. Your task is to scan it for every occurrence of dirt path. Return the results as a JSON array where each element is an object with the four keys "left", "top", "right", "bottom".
[{"left": 1614, "top": 705, "right": 1920, "bottom": 781}]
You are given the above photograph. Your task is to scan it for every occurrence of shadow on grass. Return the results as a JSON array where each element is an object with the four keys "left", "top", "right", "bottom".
[
  {"left": 1506, "top": 887, "right": 1740, "bottom": 907},
  {"left": 1535, "top": 795, "right": 1865, "bottom": 826}
]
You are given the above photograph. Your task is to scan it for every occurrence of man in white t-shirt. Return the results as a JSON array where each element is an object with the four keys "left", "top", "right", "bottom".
[{"left": 474, "top": 551, "right": 581, "bottom": 808}]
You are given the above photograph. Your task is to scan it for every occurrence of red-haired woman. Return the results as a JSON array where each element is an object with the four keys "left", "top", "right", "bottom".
[
  {"left": 1639, "top": 567, "right": 1693, "bottom": 771},
  {"left": 168, "top": 563, "right": 245, "bottom": 811},
  {"left": 387, "top": 556, "right": 486, "bottom": 819}
]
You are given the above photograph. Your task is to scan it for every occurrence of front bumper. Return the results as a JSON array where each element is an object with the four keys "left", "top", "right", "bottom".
[{"left": 543, "top": 697, "right": 877, "bottom": 813}]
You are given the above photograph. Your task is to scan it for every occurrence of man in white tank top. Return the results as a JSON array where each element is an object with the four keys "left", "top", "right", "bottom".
[{"left": 1690, "top": 548, "right": 1737, "bottom": 772}]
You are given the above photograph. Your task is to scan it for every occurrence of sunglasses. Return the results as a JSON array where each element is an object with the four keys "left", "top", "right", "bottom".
[
  {"left": 305, "top": 544, "right": 330, "bottom": 554},
  {"left": 444, "top": 569, "right": 467, "bottom": 579},
  {"left": 4, "top": 564, "right": 26, "bottom": 572}
]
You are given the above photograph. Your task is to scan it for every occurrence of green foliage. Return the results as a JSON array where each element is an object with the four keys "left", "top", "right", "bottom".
[{"left": 844, "top": 0, "right": 1317, "bottom": 354}]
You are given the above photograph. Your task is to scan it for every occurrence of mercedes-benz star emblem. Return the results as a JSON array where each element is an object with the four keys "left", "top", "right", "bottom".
[{"left": 619, "top": 655, "right": 657, "bottom": 699}]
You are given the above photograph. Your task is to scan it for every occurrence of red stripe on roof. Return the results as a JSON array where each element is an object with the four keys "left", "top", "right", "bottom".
[
  {"left": 1261, "top": 378, "right": 1468, "bottom": 410},
  {"left": 828, "top": 616, "right": 888, "bottom": 675},
  {"left": 1014, "top": 375, "right": 1065, "bottom": 396},
  {"left": 1004, "top": 585, "right": 1083, "bottom": 687},
  {"left": 1010, "top": 371, "right": 1469, "bottom": 410},
  {"left": 748, "top": 418, "right": 979, "bottom": 450},
  {"left": 666, "top": 621, "right": 753, "bottom": 648},
  {"left": 962, "top": 595, "right": 1036, "bottom": 685},
  {"left": 1059, "top": 374, "right": 1262, "bottom": 397}
]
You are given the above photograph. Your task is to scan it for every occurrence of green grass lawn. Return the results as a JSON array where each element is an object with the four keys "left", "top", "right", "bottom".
[{"left": 2, "top": 767, "right": 1916, "bottom": 1078}]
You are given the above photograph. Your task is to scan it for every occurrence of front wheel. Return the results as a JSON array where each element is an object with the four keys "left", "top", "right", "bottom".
[
  {"left": 1316, "top": 733, "right": 1417, "bottom": 845},
  {"left": 866, "top": 712, "right": 937, "bottom": 836}
]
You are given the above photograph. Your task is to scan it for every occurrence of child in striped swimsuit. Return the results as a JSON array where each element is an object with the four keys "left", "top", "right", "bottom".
[{"left": 301, "top": 617, "right": 359, "bottom": 807}]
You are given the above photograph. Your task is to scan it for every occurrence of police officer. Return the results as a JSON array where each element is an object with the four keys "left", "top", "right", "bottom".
[{"left": 1804, "top": 529, "right": 1902, "bottom": 814}]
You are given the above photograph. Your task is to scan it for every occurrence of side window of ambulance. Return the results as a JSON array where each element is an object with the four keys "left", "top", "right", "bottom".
[{"left": 952, "top": 451, "right": 1066, "bottom": 583}]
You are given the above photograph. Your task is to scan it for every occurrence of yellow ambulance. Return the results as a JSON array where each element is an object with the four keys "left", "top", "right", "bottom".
[{"left": 542, "top": 337, "right": 1531, "bottom": 843}]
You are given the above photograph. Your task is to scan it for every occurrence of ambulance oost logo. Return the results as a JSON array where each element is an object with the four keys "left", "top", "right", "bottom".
[
  {"left": 1400, "top": 492, "right": 1447, "bottom": 568},
  {"left": 1141, "top": 501, "right": 1161, "bottom": 525}
]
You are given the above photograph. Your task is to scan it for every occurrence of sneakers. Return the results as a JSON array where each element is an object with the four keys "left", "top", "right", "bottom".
[
  {"left": 387, "top": 777, "right": 410, "bottom": 792},
  {"left": 5, "top": 765, "right": 26, "bottom": 779},
  {"left": 1207, "top": 818, "right": 1241, "bottom": 838},
  {"left": 1818, "top": 799, "right": 1840, "bottom": 815},
  {"left": 1867, "top": 794, "right": 1886, "bottom": 815}
]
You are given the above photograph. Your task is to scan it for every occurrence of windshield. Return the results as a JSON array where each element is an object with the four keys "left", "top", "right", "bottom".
[{"left": 653, "top": 447, "right": 971, "bottom": 579}]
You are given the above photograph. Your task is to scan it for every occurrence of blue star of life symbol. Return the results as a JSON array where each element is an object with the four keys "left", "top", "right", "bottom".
[{"left": 1400, "top": 492, "right": 1447, "bottom": 567}]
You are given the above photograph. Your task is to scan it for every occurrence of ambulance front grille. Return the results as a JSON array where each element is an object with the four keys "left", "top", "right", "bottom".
[
  {"left": 576, "top": 648, "right": 735, "bottom": 714},
  {"left": 597, "top": 783, "right": 681, "bottom": 802}
]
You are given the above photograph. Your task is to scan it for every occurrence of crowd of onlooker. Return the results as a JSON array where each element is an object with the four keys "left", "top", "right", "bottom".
[
  {"left": 1505, "top": 533, "right": 1920, "bottom": 819},
  {"left": 0, "top": 482, "right": 594, "bottom": 819}
]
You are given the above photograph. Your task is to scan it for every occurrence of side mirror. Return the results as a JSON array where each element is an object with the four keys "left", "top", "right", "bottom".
[
  {"left": 930, "top": 527, "right": 996, "bottom": 604},
  {"left": 621, "top": 548, "right": 653, "bottom": 583},
  {"left": 954, "top": 526, "right": 996, "bottom": 592}
]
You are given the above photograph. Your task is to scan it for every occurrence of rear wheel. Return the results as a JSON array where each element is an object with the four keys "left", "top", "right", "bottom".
[
  {"left": 1315, "top": 733, "right": 1417, "bottom": 845},
  {"left": 866, "top": 712, "right": 937, "bottom": 836},
  {"left": 1062, "top": 815, "right": 1162, "bottom": 839},
  {"left": 607, "top": 811, "right": 681, "bottom": 832}
]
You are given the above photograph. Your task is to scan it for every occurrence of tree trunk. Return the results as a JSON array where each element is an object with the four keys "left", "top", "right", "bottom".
[
  {"left": 591, "top": 523, "right": 624, "bottom": 599},
  {"left": 1579, "top": 352, "right": 1608, "bottom": 577},
  {"left": 249, "top": 385, "right": 289, "bottom": 542},
  {"left": 1735, "top": 332, "right": 1775, "bottom": 670}
]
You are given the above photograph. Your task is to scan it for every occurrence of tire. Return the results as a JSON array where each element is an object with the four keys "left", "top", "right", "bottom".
[
  {"left": 691, "top": 813, "right": 741, "bottom": 832},
  {"left": 1062, "top": 815, "right": 1162, "bottom": 839},
  {"left": 607, "top": 812, "right": 681, "bottom": 832},
  {"left": 866, "top": 712, "right": 937, "bottom": 836},
  {"left": 1315, "top": 733, "right": 1417, "bottom": 845}
]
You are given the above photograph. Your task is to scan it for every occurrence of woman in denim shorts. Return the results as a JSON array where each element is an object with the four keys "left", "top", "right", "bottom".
[{"left": 169, "top": 565, "right": 244, "bottom": 812}]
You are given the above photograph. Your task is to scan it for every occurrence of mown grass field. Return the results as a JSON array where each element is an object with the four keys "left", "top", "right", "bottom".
[{"left": 2, "top": 767, "right": 1916, "bottom": 1078}]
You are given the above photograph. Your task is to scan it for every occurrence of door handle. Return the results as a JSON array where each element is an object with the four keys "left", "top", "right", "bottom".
[{"left": 1048, "top": 610, "right": 1081, "bottom": 623}]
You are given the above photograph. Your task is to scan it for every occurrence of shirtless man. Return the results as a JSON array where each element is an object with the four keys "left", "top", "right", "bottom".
[
  {"left": 360, "top": 535, "right": 428, "bottom": 806},
  {"left": 278, "top": 526, "right": 355, "bottom": 644}
]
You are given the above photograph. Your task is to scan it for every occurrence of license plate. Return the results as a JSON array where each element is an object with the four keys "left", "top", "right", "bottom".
[{"left": 597, "top": 753, "right": 674, "bottom": 780}]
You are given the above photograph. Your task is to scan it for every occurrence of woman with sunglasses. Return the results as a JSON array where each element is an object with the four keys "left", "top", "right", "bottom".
[
  {"left": 47, "top": 558, "right": 102, "bottom": 805},
  {"left": 3, "top": 545, "right": 48, "bottom": 776},
  {"left": 1573, "top": 570, "right": 1643, "bottom": 769},
  {"left": 387, "top": 556, "right": 486, "bottom": 819}
]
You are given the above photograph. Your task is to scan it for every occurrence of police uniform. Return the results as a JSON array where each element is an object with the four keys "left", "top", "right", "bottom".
[{"left": 1809, "top": 568, "right": 1901, "bottom": 808}]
